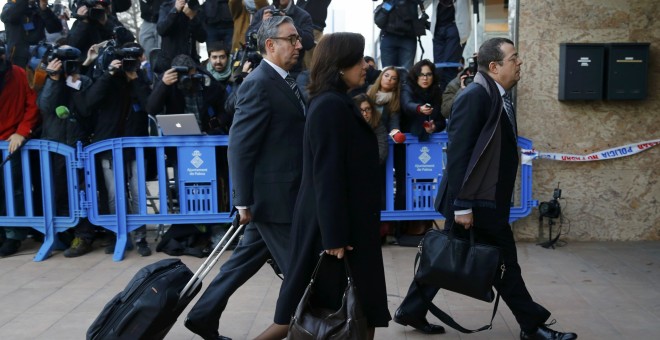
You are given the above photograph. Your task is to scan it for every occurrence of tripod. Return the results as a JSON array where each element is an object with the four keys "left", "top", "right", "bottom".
[{"left": 537, "top": 216, "right": 560, "bottom": 249}]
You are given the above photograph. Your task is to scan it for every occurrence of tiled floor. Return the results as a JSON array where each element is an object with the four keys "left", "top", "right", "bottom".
[{"left": 0, "top": 236, "right": 659, "bottom": 339}]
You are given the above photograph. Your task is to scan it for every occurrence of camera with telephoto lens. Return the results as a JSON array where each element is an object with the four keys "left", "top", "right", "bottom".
[
  {"left": 172, "top": 66, "right": 211, "bottom": 90},
  {"left": 270, "top": 8, "right": 284, "bottom": 16},
  {"left": 70, "top": 0, "right": 110, "bottom": 22},
  {"left": 115, "top": 46, "right": 143, "bottom": 72},
  {"left": 232, "top": 32, "right": 262, "bottom": 73},
  {"left": 47, "top": 46, "right": 82, "bottom": 75},
  {"left": 539, "top": 186, "right": 562, "bottom": 219},
  {"left": 462, "top": 56, "right": 478, "bottom": 86}
]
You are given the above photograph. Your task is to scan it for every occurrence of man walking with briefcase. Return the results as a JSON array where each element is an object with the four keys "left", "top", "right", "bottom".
[{"left": 394, "top": 38, "right": 578, "bottom": 340}]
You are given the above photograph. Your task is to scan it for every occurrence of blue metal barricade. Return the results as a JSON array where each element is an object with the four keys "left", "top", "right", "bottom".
[
  {"left": 1, "top": 134, "right": 536, "bottom": 261},
  {"left": 0, "top": 140, "right": 80, "bottom": 261},
  {"left": 381, "top": 133, "right": 537, "bottom": 222},
  {"left": 81, "top": 135, "right": 231, "bottom": 261}
]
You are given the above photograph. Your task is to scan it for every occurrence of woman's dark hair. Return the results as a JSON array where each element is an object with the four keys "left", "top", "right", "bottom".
[
  {"left": 407, "top": 59, "right": 441, "bottom": 100},
  {"left": 308, "top": 32, "right": 365, "bottom": 99},
  {"left": 353, "top": 93, "right": 382, "bottom": 128}
]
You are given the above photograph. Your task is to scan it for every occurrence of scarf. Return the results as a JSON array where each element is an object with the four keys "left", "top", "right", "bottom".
[
  {"left": 374, "top": 91, "right": 393, "bottom": 106},
  {"left": 206, "top": 59, "right": 232, "bottom": 82}
]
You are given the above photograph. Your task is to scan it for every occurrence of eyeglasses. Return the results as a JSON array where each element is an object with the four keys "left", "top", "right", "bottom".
[
  {"left": 419, "top": 72, "right": 433, "bottom": 78},
  {"left": 270, "top": 35, "right": 302, "bottom": 46},
  {"left": 360, "top": 107, "right": 373, "bottom": 114}
]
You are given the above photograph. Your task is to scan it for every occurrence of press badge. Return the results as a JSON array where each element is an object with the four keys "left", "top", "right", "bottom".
[{"left": 23, "top": 22, "right": 35, "bottom": 31}]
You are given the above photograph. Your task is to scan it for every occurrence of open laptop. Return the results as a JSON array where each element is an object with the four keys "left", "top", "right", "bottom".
[{"left": 156, "top": 113, "right": 203, "bottom": 136}]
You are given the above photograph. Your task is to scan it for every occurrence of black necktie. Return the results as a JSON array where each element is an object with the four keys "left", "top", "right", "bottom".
[
  {"left": 285, "top": 74, "right": 305, "bottom": 114},
  {"left": 502, "top": 92, "right": 517, "bottom": 139}
]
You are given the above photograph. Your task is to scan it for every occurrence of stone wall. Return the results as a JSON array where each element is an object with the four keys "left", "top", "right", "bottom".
[{"left": 513, "top": 0, "right": 659, "bottom": 241}]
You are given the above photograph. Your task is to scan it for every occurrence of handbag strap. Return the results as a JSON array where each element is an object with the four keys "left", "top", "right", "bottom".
[
  {"left": 412, "top": 228, "right": 501, "bottom": 334},
  {"left": 414, "top": 279, "right": 501, "bottom": 333},
  {"left": 308, "top": 253, "right": 354, "bottom": 286}
]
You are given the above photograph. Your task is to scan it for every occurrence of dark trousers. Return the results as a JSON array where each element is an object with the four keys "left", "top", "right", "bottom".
[
  {"left": 186, "top": 221, "right": 291, "bottom": 333},
  {"left": 399, "top": 213, "right": 551, "bottom": 332},
  {"left": 433, "top": 23, "right": 464, "bottom": 94}
]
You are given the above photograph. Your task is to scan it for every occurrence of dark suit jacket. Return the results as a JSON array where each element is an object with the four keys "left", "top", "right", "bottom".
[
  {"left": 435, "top": 74, "right": 518, "bottom": 222},
  {"left": 227, "top": 61, "right": 305, "bottom": 224}
]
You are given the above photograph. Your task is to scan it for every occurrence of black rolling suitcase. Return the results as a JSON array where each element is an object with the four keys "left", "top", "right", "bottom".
[{"left": 87, "top": 222, "right": 245, "bottom": 340}]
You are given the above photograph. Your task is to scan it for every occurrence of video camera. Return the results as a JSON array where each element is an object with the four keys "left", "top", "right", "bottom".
[
  {"left": 232, "top": 32, "right": 262, "bottom": 74},
  {"left": 462, "top": 56, "right": 478, "bottom": 85},
  {"left": 91, "top": 26, "right": 139, "bottom": 78},
  {"left": 539, "top": 185, "right": 562, "bottom": 219},
  {"left": 71, "top": 0, "right": 110, "bottom": 22},
  {"left": 114, "top": 46, "right": 143, "bottom": 72},
  {"left": 47, "top": 46, "right": 83, "bottom": 75}
]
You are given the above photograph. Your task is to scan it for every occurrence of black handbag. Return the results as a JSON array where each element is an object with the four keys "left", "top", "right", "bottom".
[
  {"left": 287, "top": 254, "right": 369, "bottom": 340},
  {"left": 413, "top": 228, "right": 505, "bottom": 333}
]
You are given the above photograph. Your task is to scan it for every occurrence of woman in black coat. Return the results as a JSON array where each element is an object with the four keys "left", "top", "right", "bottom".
[
  {"left": 401, "top": 59, "right": 447, "bottom": 141},
  {"left": 255, "top": 32, "right": 391, "bottom": 340}
]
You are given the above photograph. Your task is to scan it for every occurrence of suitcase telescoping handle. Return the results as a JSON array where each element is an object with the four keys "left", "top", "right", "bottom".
[{"left": 180, "top": 216, "right": 245, "bottom": 300}]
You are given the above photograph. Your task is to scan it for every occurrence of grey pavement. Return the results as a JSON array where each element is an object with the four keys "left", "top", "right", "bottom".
[{"left": 0, "top": 235, "right": 659, "bottom": 339}]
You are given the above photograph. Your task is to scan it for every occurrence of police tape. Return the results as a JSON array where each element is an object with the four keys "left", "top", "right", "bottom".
[{"left": 521, "top": 139, "right": 660, "bottom": 164}]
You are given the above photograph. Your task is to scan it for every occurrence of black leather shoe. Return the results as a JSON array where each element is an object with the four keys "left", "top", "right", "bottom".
[
  {"left": 184, "top": 318, "right": 232, "bottom": 340},
  {"left": 520, "top": 325, "right": 577, "bottom": 340},
  {"left": 393, "top": 308, "right": 446, "bottom": 334}
]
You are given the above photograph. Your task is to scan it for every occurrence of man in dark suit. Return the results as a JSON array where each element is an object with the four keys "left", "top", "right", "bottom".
[
  {"left": 184, "top": 15, "right": 305, "bottom": 340},
  {"left": 394, "top": 38, "right": 578, "bottom": 340}
]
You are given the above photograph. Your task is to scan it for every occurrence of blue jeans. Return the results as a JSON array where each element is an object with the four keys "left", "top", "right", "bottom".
[
  {"left": 433, "top": 23, "right": 464, "bottom": 93},
  {"left": 380, "top": 32, "right": 417, "bottom": 70}
]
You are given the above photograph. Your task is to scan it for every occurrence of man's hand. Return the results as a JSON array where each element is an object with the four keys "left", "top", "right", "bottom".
[
  {"left": 460, "top": 74, "right": 469, "bottom": 89},
  {"left": 77, "top": 5, "right": 88, "bottom": 22},
  {"left": 7, "top": 134, "right": 26, "bottom": 154},
  {"left": 175, "top": 0, "right": 186, "bottom": 12},
  {"left": 262, "top": 9, "right": 274, "bottom": 21},
  {"left": 108, "top": 59, "right": 122, "bottom": 75},
  {"left": 47, "top": 58, "right": 62, "bottom": 81},
  {"left": 238, "top": 207, "right": 252, "bottom": 225},
  {"left": 182, "top": 4, "right": 196, "bottom": 19},
  {"left": 325, "top": 245, "right": 354, "bottom": 259},
  {"left": 242, "top": 60, "right": 253, "bottom": 74},
  {"left": 161, "top": 68, "right": 179, "bottom": 85},
  {"left": 83, "top": 43, "right": 102, "bottom": 66},
  {"left": 455, "top": 212, "right": 474, "bottom": 230}
]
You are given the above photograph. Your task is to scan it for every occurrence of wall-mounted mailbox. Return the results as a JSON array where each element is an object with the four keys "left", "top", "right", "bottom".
[
  {"left": 558, "top": 43, "right": 605, "bottom": 100},
  {"left": 606, "top": 43, "right": 650, "bottom": 100}
]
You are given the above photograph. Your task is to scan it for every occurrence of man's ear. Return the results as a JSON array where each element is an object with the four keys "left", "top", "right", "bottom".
[{"left": 488, "top": 61, "right": 499, "bottom": 74}]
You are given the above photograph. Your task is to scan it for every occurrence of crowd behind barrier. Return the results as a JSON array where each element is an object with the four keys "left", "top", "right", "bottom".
[{"left": 0, "top": 132, "right": 536, "bottom": 262}]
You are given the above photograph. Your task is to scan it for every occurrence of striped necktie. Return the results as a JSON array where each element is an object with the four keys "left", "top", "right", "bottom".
[
  {"left": 502, "top": 92, "right": 517, "bottom": 139},
  {"left": 285, "top": 74, "right": 305, "bottom": 114}
]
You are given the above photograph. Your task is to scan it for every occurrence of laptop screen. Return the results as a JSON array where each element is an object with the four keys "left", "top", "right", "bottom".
[{"left": 156, "top": 114, "right": 203, "bottom": 136}]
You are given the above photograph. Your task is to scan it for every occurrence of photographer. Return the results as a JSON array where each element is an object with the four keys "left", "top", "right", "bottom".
[
  {"left": 245, "top": 0, "right": 313, "bottom": 77},
  {"left": 36, "top": 45, "right": 98, "bottom": 257},
  {"left": 67, "top": 0, "right": 134, "bottom": 60},
  {"left": 227, "top": 0, "right": 269, "bottom": 51},
  {"left": 86, "top": 42, "right": 153, "bottom": 257},
  {"left": 1, "top": 0, "right": 63, "bottom": 67},
  {"left": 155, "top": 0, "right": 207, "bottom": 74},
  {"left": 441, "top": 54, "right": 476, "bottom": 118},
  {"left": 147, "top": 54, "right": 230, "bottom": 134},
  {"left": 0, "top": 42, "right": 40, "bottom": 256}
]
